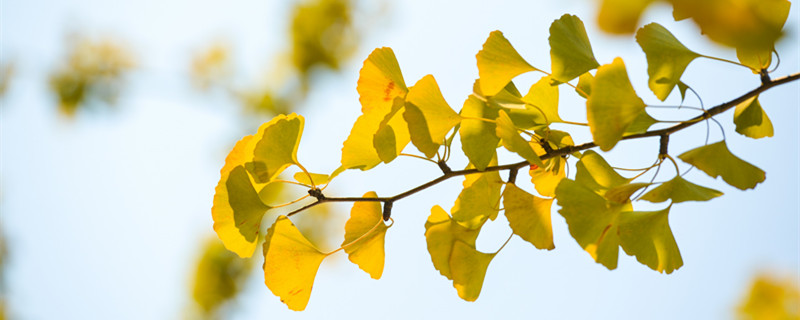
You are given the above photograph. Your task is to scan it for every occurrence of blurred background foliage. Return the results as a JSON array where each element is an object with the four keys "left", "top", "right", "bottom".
[{"left": 737, "top": 273, "right": 800, "bottom": 320}]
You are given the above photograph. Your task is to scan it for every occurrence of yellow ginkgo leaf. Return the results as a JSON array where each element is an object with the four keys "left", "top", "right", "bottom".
[
  {"left": 449, "top": 240, "right": 496, "bottom": 302},
  {"left": 576, "top": 72, "right": 594, "bottom": 98},
  {"left": 640, "top": 175, "right": 723, "bottom": 203},
  {"left": 424, "top": 205, "right": 481, "bottom": 279},
  {"left": 503, "top": 183, "right": 555, "bottom": 250},
  {"left": 495, "top": 110, "right": 544, "bottom": 167},
  {"left": 521, "top": 76, "right": 561, "bottom": 124},
  {"left": 529, "top": 158, "right": 565, "bottom": 198},
  {"left": 251, "top": 113, "right": 305, "bottom": 183},
  {"left": 262, "top": 215, "right": 327, "bottom": 311},
  {"left": 597, "top": 0, "right": 654, "bottom": 34},
  {"left": 459, "top": 95, "right": 500, "bottom": 171},
  {"left": 292, "top": 172, "right": 330, "bottom": 186},
  {"left": 734, "top": 96, "right": 774, "bottom": 139},
  {"left": 618, "top": 206, "right": 683, "bottom": 274},
  {"left": 678, "top": 141, "right": 766, "bottom": 190},
  {"left": 605, "top": 182, "right": 651, "bottom": 204},
  {"left": 213, "top": 135, "right": 271, "bottom": 258},
  {"left": 404, "top": 75, "right": 462, "bottom": 158},
  {"left": 635, "top": 23, "right": 701, "bottom": 101},
  {"left": 477, "top": 31, "right": 538, "bottom": 96},
  {"left": 341, "top": 47, "right": 410, "bottom": 170},
  {"left": 343, "top": 192, "right": 389, "bottom": 279},
  {"left": 586, "top": 58, "right": 646, "bottom": 151},
  {"left": 451, "top": 160, "right": 504, "bottom": 229},
  {"left": 549, "top": 14, "right": 600, "bottom": 83}
]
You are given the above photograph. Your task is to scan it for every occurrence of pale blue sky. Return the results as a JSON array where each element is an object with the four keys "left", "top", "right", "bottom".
[{"left": 1, "top": 0, "right": 798, "bottom": 319}]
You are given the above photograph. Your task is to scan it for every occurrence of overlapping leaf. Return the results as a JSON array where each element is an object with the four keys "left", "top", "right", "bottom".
[
  {"left": 262, "top": 216, "right": 326, "bottom": 311},
  {"left": 424, "top": 206, "right": 481, "bottom": 279},
  {"left": 586, "top": 58, "right": 646, "bottom": 151},
  {"left": 636, "top": 23, "right": 701, "bottom": 101},
  {"left": 549, "top": 14, "right": 600, "bottom": 83},
  {"left": 404, "top": 75, "right": 462, "bottom": 158},
  {"left": 343, "top": 192, "right": 389, "bottom": 279},
  {"left": 575, "top": 150, "right": 632, "bottom": 195},
  {"left": 477, "top": 31, "right": 538, "bottom": 96},
  {"left": 293, "top": 172, "right": 330, "bottom": 186},
  {"left": 503, "top": 183, "right": 555, "bottom": 250},
  {"left": 678, "top": 141, "right": 766, "bottom": 190},
  {"left": 495, "top": 110, "right": 543, "bottom": 167},
  {"left": 734, "top": 96, "right": 774, "bottom": 139},
  {"left": 618, "top": 206, "right": 683, "bottom": 274},
  {"left": 449, "top": 241, "right": 496, "bottom": 302},
  {"left": 341, "top": 47, "right": 410, "bottom": 170},
  {"left": 459, "top": 95, "right": 500, "bottom": 171},
  {"left": 529, "top": 158, "right": 566, "bottom": 198},
  {"left": 451, "top": 161, "right": 504, "bottom": 229},
  {"left": 251, "top": 113, "right": 305, "bottom": 183},
  {"left": 521, "top": 76, "right": 561, "bottom": 124},
  {"left": 640, "top": 175, "right": 723, "bottom": 203}
]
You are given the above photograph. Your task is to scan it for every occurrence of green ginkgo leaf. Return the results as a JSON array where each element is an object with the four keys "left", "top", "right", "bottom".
[
  {"left": 605, "top": 182, "right": 651, "bottom": 204},
  {"left": 459, "top": 95, "right": 500, "bottom": 171},
  {"left": 451, "top": 161, "right": 504, "bottom": 229},
  {"left": 618, "top": 206, "right": 683, "bottom": 274},
  {"left": 521, "top": 76, "right": 562, "bottom": 123},
  {"left": 449, "top": 240, "right": 496, "bottom": 302},
  {"left": 624, "top": 110, "right": 658, "bottom": 135},
  {"left": 575, "top": 150, "right": 631, "bottom": 195},
  {"left": 636, "top": 23, "right": 701, "bottom": 101},
  {"left": 586, "top": 58, "right": 646, "bottom": 151},
  {"left": 477, "top": 31, "right": 538, "bottom": 96},
  {"left": 678, "top": 141, "right": 766, "bottom": 190},
  {"left": 640, "top": 175, "right": 723, "bottom": 203},
  {"left": 424, "top": 205, "right": 482, "bottom": 279},
  {"left": 734, "top": 96, "right": 774, "bottom": 139},
  {"left": 404, "top": 75, "right": 462, "bottom": 158},
  {"left": 341, "top": 48, "right": 409, "bottom": 170},
  {"left": 251, "top": 113, "right": 305, "bottom": 183},
  {"left": 549, "top": 14, "right": 600, "bottom": 83},
  {"left": 495, "top": 110, "right": 543, "bottom": 167},
  {"left": 576, "top": 72, "right": 594, "bottom": 98},
  {"left": 503, "top": 183, "right": 555, "bottom": 250}
]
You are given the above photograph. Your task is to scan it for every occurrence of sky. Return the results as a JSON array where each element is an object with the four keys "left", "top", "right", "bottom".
[{"left": 1, "top": 0, "right": 798, "bottom": 319}]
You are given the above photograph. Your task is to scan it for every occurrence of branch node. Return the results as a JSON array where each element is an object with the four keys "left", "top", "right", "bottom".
[
  {"left": 658, "top": 134, "right": 669, "bottom": 160},
  {"left": 760, "top": 69, "right": 771, "bottom": 85},
  {"left": 308, "top": 188, "right": 325, "bottom": 201},
  {"left": 437, "top": 160, "right": 452, "bottom": 174},
  {"left": 507, "top": 167, "right": 519, "bottom": 184},
  {"left": 382, "top": 201, "right": 393, "bottom": 221}
]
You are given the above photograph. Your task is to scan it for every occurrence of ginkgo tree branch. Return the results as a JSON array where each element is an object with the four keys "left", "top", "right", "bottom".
[{"left": 287, "top": 72, "right": 800, "bottom": 219}]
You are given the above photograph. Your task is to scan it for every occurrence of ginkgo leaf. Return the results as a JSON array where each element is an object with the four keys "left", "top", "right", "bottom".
[
  {"left": 503, "top": 183, "right": 555, "bottom": 250},
  {"left": 477, "top": 31, "right": 538, "bottom": 96},
  {"left": 293, "top": 172, "right": 330, "bottom": 186},
  {"left": 449, "top": 240, "right": 496, "bottom": 302},
  {"left": 424, "top": 205, "right": 481, "bottom": 279},
  {"left": 734, "top": 96, "right": 774, "bottom": 139},
  {"left": 618, "top": 206, "right": 683, "bottom": 274},
  {"left": 555, "top": 179, "right": 625, "bottom": 270},
  {"left": 521, "top": 76, "right": 561, "bottom": 123},
  {"left": 262, "top": 215, "right": 326, "bottom": 311},
  {"left": 640, "top": 175, "right": 723, "bottom": 203},
  {"left": 605, "top": 182, "right": 651, "bottom": 204},
  {"left": 549, "top": 14, "right": 600, "bottom": 83},
  {"left": 576, "top": 72, "right": 594, "bottom": 98},
  {"left": 452, "top": 163, "right": 504, "bottom": 229},
  {"left": 586, "top": 58, "right": 646, "bottom": 151},
  {"left": 529, "top": 157, "right": 566, "bottom": 198},
  {"left": 624, "top": 110, "right": 657, "bottom": 135},
  {"left": 737, "top": 47, "right": 773, "bottom": 72},
  {"left": 374, "top": 97, "right": 412, "bottom": 162},
  {"left": 677, "top": 81, "right": 690, "bottom": 102},
  {"left": 250, "top": 113, "right": 305, "bottom": 183},
  {"left": 636, "top": 23, "right": 701, "bottom": 101},
  {"left": 678, "top": 141, "right": 766, "bottom": 190},
  {"left": 459, "top": 95, "right": 500, "bottom": 170},
  {"left": 575, "top": 150, "right": 631, "bottom": 195},
  {"left": 597, "top": 0, "right": 654, "bottom": 34},
  {"left": 404, "top": 75, "right": 462, "bottom": 158},
  {"left": 213, "top": 135, "right": 271, "bottom": 258},
  {"left": 343, "top": 192, "right": 389, "bottom": 279},
  {"left": 495, "top": 110, "right": 544, "bottom": 167},
  {"left": 341, "top": 48, "right": 410, "bottom": 170}
]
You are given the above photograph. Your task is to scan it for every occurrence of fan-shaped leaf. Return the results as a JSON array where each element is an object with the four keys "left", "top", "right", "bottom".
[
  {"left": 640, "top": 175, "right": 723, "bottom": 203},
  {"left": 424, "top": 206, "right": 481, "bottom": 279},
  {"left": 452, "top": 162, "right": 503, "bottom": 229},
  {"left": 262, "top": 216, "right": 326, "bottom": 311},
  {"left": 587, "top": 58, "right": 646, "bottom": 151},
  {"left": 504, "top": 183, "right": 555, "bottom": 250},
  {"left": 522, "top": 76, "right": 561, "bottom": 123},
  {"left": 624, "top": 110, "right": 658, "bottom": 135},
  {"left": 343, "top": 192, "right": 389, "bottom": 279},
  {"left": 251, "top": 113, "right": 305, "bottom": 183},
  {"left": 459, "top": 95, "right": 500, "bottom": 170},
  {"left": 576, "top": 72, "right": 593, "bottom": 98},
  {"left": 618, "top": 206, "right": 683, "bottom": 274},
  {"left": 605, "top": 182, "right": 651, "bottom": 204},
  {"left": 636, "top": 23, "right": 701, "bottom": 101},
  {"left": 678, "top": 141, "right": 765, "bottom": 190},
  {"left": 293, "top": 172, "right": 330, "bottom": 186},
  {"left": 529, "top": 158, "right": 566, "bottom": 198},
  {"left": 450, "top": 240, "right": 496, "bottom": 302},
  {"left": 495, "top": 110, "right": 543, "bottom": 167},
  {"left": 477, "top": 31, "right": 538, "bottom": 96},
  {"left": 404, "top": 75, "right": 462, "bottom": 158},
  {"left": 734, "top": 96, "right": 774, "bottom": 139},
  {"left": 549, "top": 14, "right": 600, "bottom": 83},
  {"left": 575, "top": 150, "right": 631, "bottom": 195}
]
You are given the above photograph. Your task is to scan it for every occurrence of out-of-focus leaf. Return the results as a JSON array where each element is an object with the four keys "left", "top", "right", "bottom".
[
  {"left": 636, "top": 23, "right": 701, "bottom": 101},
  {"left": 404, "top": 75, "right": 462, "bottom": 158},
  {"left": 251, "top": 113, "right": 305, "bottom": 183},
  {"left": 521, "top": 76, "right": 561, "bottom": 124},
  {"left": 191, "top": 239, "right": 253, "bottom": 315},
  {"left": 504, "top": 183, "right": 555, "bottom": 250},
  {"left": 734, "top": 96, "right": 774, "bottom": 139},
  {"left": 424, "top": 205, "right": 481, "bottom": 279},
  {"left": 549, "top": 14, "right": 600, "bottom": 83},
  {"left": 342, "top": 47, "right": 409, "bottom": 170},
  {"left": 618, "top": 206, "right": 683, "bottom": 274},
  {"left": 495, "top": 110, "right": 543, "bottom": 167},
  {"left": 343, "top": 192, "right": 389, "bottom": 279},
  {"left": 290, "top": 0, "right": 356, "bottom": 79},
  {"left": 586, "top": 58, "right": 646, "bottom": 151},
  {"left": 263, "top": 216, "right": 327, "bottom": 311},
  {"left": 476, "top": 31, "right": 538, "bottom": 96},
  {"left": 190, "top": 42, "right": 232, "bottom": 91},
  {"left": 737, "top": 273, "right": 800, "bottom": 319},
  {"left": 597, "top": 0, "right": 655, "bottom": 34},
  {"left": 459, "top": 95, "right": 500, "bottom": 171},
  {"left": 678, "top": 141, "right": 765, "bottom": 190},
  {"left": 449, "top": 240, "right": 496, "bottom": 302},
  {"left": 640, "top": 175, "right": 723, "bottom": 203}
]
